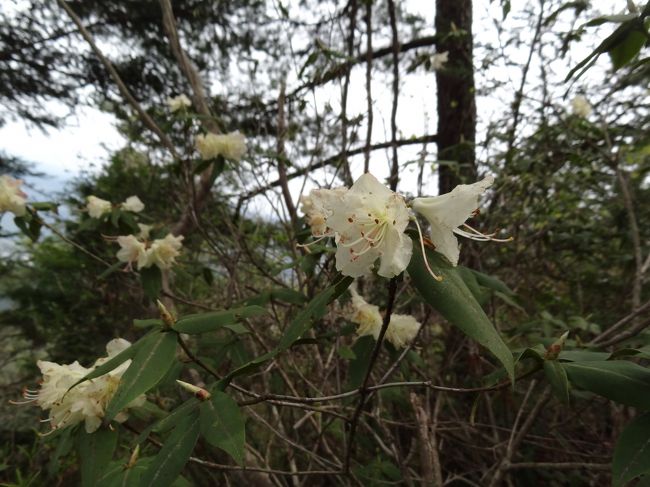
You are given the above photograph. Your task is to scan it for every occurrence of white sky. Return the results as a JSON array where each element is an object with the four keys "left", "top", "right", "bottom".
[{"left": 0, "top": 0, "right": 631, "bottom": 208}]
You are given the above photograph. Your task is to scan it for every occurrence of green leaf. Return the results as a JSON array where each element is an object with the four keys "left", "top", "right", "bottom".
[
  {"left": 407, "top": 238, "right": 515, "bottom": 381},
  {"left": 139, "top": 411, "right": 200, "bottom": 487},
  {"left": 30, "top": 201, "right": 59, "bottom": 211},
  {"left": 543, "top": 360, "right": 570, "bottom": 404},
  {"left": 134, "top": 318, "right": 163, "bottom": 329},
  {"left": 173, "top": 306, "right": 267, "bottom": 334},
  {"left": 140, "top": 266, "right": 162, "bottom": 300},
  {"left": 105, "top": 331, "right": 178, "bottom": 422},
  {"left": 470, "top": 268, "right": 515, "bottom": 295},
  {"left": 347, "top": 335, "right": 375, "bottom": 390},
  {"left": 77, "top": 427, "right": 117, "bottom": 487},
  {"left": 338, "top": 345, "right": 356, "bottom": 360},
  {"left": 564, "top": 360, "right": 650, "bottom": 409},
  {"left": 14, "top": 215, "right": 41, "bottom": 241},
  {"left": 200, "top": 391, "right": 246, "bottom": 465},
  {"left": 98, "top": 261, "right": 123, "bottom": 280},
  {"left": 612, "top": 412, "right": 650, "bottom": 486},
  {"left": 278, "top": 276, "right": 353, "bottom": 351},
  {"left": 609, "top": 27, "right": 647, "bottom": 70},
  {"left": 69, "top": 336, "right": 147, "bottom": 391}
]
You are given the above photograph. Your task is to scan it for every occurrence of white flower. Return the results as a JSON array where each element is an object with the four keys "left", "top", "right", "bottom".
[
  {"left": 571, "top": 95, "right": 592, "bottom": 117},
  {"left": 116, "top": 235, "right": 148, "bottom": 269},
  {"left": 166, "top": 94, "right": 192, "bottom": 112},
  {"left": 86, "top": 195, "right": 112, "bottom": 219},
  {"left": 24, "top": 339, "right": 143, "bottom": 433},
  {"left": 348, "top": 287, "right": 383, "bottom": 338},
  {"left": 0, "top": 175, "right": 27, "bottom": 216},
  {"left": 195, "top": 131, "right": 247, "bottom": 161},
  {"left": 143, "top": 233, "right": 184, "bottom": 270},
  {"left": 300, "top": 187, "right": 347, "bottom": 237},
  {"left": 430, "top": 51, "right": 449, "bottom": 70},
  {"left": 348, "top": 286, "right": 421, "bottom": 348},
  {"left": 384, "top": 314, "right": 421, "bottom": 349},
  {"left": 137, "top": 223, "right": 153, "bottom": 240},
  {"left": 412, "top": 176, "right": 495, "bottom": 266},
  {"left": 326, "top": 173, "right": 412, "bottom": 278},
  {"left": 121, "top": 195, "right": 144, "bottom": 213}
]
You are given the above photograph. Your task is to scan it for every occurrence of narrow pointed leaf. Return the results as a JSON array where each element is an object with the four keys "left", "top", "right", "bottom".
[
  {"left": 139, "top": 412, "right": 200, "bottom": 487},
  {"left": 173, "top": 306, "right": 267, "bottom": 334},
  {"left": 564, "top": 360, "right": 650, "bottom": 409},
  {"left": 69, "top": 335, "right": 147, "bottom": 391},
  {"left": 543, "top": 360, "right": 570, "bottom": 404},
  {"left": 200, "top": 391, "right": 246, "bottom": 464},
  {"left": 408, "top": 238, "right": 514, "bottom": 381},
  {"left": 105, "top": 331, "right": 177, "bottom": 422},
  {"left": 612, "top": 412, "right": 650, "bottom": 486},
  {"left": 77, "top": 427, "right": 117, "bottom": 487}
]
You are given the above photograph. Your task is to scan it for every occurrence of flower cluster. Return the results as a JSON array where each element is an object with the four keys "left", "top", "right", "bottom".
[
  {"left": 300, "top": 172, "right": 502, "bottom": 279},
  {"left": 167, "top": 94, "right": 192, "bottom": 112},
  {"left": 86, "top": 195, "right": 145, "bottom": 219},
  {"left": 195, "top": 131, "right": 247, "bottom": 161},
  {"left": 0, "top": 175, "right": 27, "bottom": 216},
  {"left": 571, "top": 95, "right": 592, "bottom": 117},
  {"left": 348, "top": 286, "right": 421, "bottom": 348},
  {"left": 116, "top": 232, "right": 184, "bottom": 270},
  {"left": 19, "top": 338, "right": 144, "bottom": 433}
]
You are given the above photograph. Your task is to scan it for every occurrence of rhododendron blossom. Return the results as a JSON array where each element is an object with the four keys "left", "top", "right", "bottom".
[
  {"left": 348, "top": 286, "right": 421, "bottom": 348},
  {"left": 571, "top": 95, "right": 592, "bottom": 117},
  {"left": 18, "top": 338, "right": 144, "bottom": 433},
  {"left": 86, "top": 195, "right": 112, "bottom": 219},
  {"left": 195, "top": 131, "right": 247, "bottom": 161},
  {"left": 300, "top": 187, "right": 347, "bottom": 237},
  {"left": 326, "top": 173, "right": 412, "bottom": 278},
  {"left": 430, "top": 51, "right": 449, "bottom": 70},
  {"left": 114, "top": 232, "right": 184, "bottom": 270},
  {"left": 143, "top": 233, "right": 184, "bottom": 269},
  {"left": 412, "top": 176, "right": 506, "bottom": 266},
  {"left": 0, "top": 175, "right": 27, "bottom": 216},
  {"left": 116, "top": 235, "right": 147, "bottom": 269},
  {"left": 121, "top": 195, "right": 144, "bottom": 213},
  {"left": 166, "top": 93, "right": 192, "bottom": 112}
]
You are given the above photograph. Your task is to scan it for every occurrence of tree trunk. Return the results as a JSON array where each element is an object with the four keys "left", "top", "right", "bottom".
[{"left": 435, "top": 0, "right": 477, "bottom": 194}]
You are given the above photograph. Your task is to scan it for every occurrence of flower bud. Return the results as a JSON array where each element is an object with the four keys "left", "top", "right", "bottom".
[
  {"left": 176, "top": 380, "right": 211, "bottom": 401},
  {"left": 544, "top": 331, "right": 569, "bottom": 360},
  {"left": 156, "top": 300, "right": 176, "bottom": 327},
  {"left": 126, "top": 444, "right": 140, "bottom": 469}
]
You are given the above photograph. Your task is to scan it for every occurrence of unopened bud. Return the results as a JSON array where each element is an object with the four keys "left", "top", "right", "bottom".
[
  {"left": 544, "top": 331, "right": 569, "bottom": 360},
  {"left": 156, "top": 300, "right": 176, "bottom": 327},
  {"left": 176, "top": 380, "right": 211, "bottom": 401},
  {"left": 126, "top": 444, "right": 140, "bottom": 469}
]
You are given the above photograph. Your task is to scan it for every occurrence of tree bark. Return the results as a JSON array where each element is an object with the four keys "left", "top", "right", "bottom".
[{"left": 435, "top": 0, "right": 477, "bottom": 194}]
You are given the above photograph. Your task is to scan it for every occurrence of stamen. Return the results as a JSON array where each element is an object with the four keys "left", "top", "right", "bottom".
[
  {"left": 296, "top": 234, "right": 330, "bottom": 249},
  {"left": 413, "top": 217, "right": 443, "bottom": 282},
  {"left": 458, "top": 223, "right": 513, "bottom": 243},
  {"left": 9, "top": 398, "right": 37, "bottom": 405}
]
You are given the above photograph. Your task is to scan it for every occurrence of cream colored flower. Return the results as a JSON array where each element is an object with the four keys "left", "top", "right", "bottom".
[
  {"left": 0, "top": 175, "right": 27, "bottom": 216},
  {"left": 412, "top": 177, "right": 495, "bottom": 266},
  {"left": 195, "top": 131, "right": 247, "bottom": 161},
  {"left": 137, "top": 223, "right": 153, "bottom": 240},
  {"left": 326, "top": 173, "right": 412, "bottom": 278},
  {"left": 166, "top": 94, "right": 192, "bottom": 112},
  {"left": 116, "top": 235, "right": 148, "bottom": 269},
  {"left": 121, "top": 195, "right": 144, "bottom": 213},
  {"left": 571, "top": 95, "right": 592, "bottom": 117},
  {"left": 300, "top": 187, "right": 347, "bottom": 237},
  {"left": 348, "top": 286, "right": 421, "bottom": 348},
  {"left": 143, "top": 233, "right": 184, "bottom": 270},
  {"left": 384, "top": 314, "right": 421, "bottom": 349},
  {"left": 86, "top": 195, "right": 112, "bottom": 219},
  {"left": 24, "top": 339, "right": 143, "bottom": 433},
  {"left": 430, "top": 51, "right": 449, "bottom": 70}
]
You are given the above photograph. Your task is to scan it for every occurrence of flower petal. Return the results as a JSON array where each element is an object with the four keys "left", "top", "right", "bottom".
[
  {"left": 377, "top": 228, "right": 413, "bottom": 278},
  {"left": 412, "top": 176, "right": 494, "bottom": 230}
]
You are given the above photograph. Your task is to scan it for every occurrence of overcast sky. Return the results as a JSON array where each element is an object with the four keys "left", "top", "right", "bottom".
[{"left": 0, "top": 0, "right": 630, "bottom": 214}]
